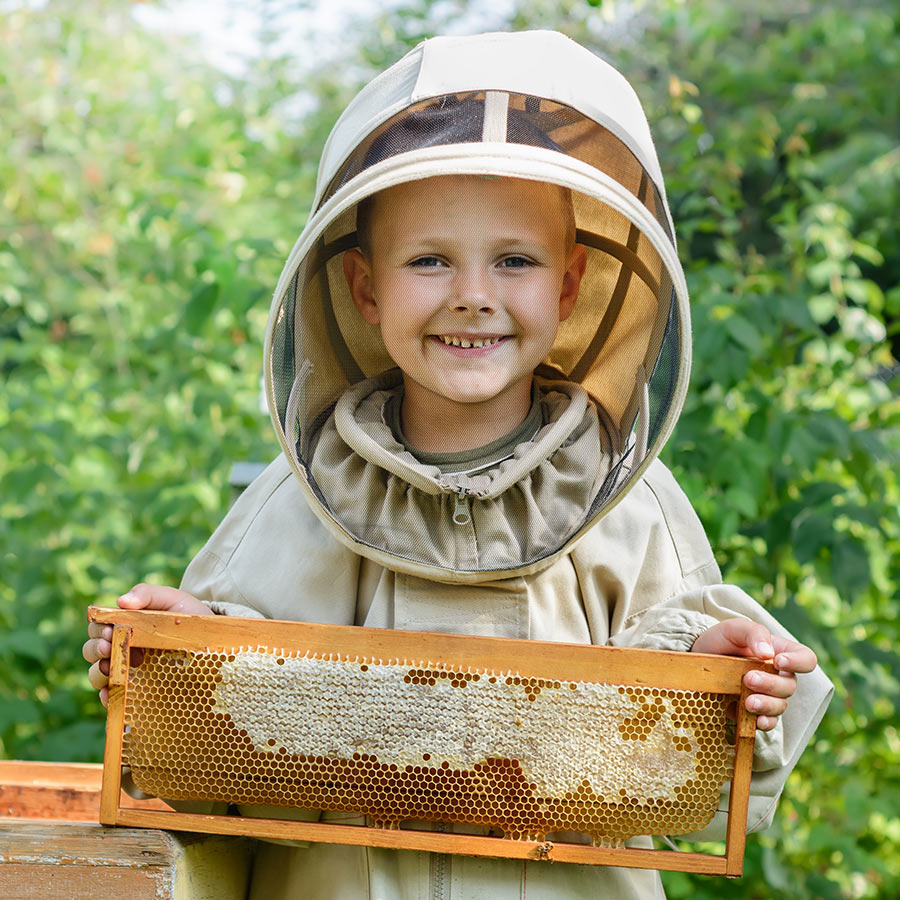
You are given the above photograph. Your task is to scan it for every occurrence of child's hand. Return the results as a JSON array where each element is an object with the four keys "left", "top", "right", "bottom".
[
  {"left": 83, "top": 584, "right": 212, "bottom": 707},
  {"left": 690, "top": 618, "right": 817, "bottom": 732}
]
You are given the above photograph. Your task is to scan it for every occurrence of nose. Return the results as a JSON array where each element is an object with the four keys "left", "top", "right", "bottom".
[{"left": 449, "top": 267, "right": 496, "bottom": 314}]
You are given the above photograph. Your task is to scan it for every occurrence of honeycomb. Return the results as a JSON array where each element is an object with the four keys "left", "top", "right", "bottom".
[{"left": 122, "top": 648, "right": 735, "bottom": 847}]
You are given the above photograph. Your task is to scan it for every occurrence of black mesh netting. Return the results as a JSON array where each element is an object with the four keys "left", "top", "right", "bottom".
[{"left": 647, "top": 288, "right": 681, "bottom": 451}]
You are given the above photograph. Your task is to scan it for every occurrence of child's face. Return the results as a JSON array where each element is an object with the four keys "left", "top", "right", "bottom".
[{"left": 344, "top": 175, "right": 586, "bottom": 439}]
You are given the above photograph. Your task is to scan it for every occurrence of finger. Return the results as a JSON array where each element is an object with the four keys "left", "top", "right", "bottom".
[
  {"left": 745, "top": 693, "right": 789, "bottom": 719},
  {"left": 755, "top": 715, "right": 778, "bottom": 732},
  {"left": 99, "top": 686, "right": 109, "bottom": 708},
  {"left": 88, "top": 660, "right": 109, "bottom": 691},
  {"left": 771, "top": 641, "right": 817, "bottom": 674},
  {"left": 86, "top": 641, "right": 146, "bottom": 671},
  {"left": 87, "top": 623, "right": 112, "bottom": 641},
  {"left": 118, "top": 584, "right": 168, "bottom": 610},
  {"left": 82, "top": 637, "right": 111, "bottom": 664},
  {"left": 744, "top": 670, "right": 798, "bottom": 700}
]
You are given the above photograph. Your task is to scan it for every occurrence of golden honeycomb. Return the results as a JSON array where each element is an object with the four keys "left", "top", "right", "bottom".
[{"left": 122, "top": 648, "right": 735, "bottom": 846}]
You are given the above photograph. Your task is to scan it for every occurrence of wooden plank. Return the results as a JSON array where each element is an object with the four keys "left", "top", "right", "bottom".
[
  {"left": 115, "top": 807, "right": 727, "bottom": 875},
  {"left": 0, "top": 822, "right": 202, "bottom": 866},
  {"left": 0, "top": 761, "right": 107, "bottom": 792},
  {"left": 87, "top": 607, "right": 775, "bottom": 692},
  {"left": 0, "top": 822, "right": 253, "bottom": 899},
  {"left": 0, "top": 864, "right": 178, "bottom": 899},
  {"left": 0, "top": 762, "right": 170, "bottom": 822}
]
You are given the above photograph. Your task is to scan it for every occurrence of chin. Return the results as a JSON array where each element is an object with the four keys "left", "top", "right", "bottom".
[{"left": 438, "top": 386, "right": 512, "bottom": 406}]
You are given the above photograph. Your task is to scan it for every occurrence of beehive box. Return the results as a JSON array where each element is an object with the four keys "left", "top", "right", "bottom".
[
  {"left": 0, "top": 762, "right": 252, "bottom": 900},
  {"left": 88, "top": 607, "right": 770, "bottom": 876},
  {"left": 0, "top": 821, "right": 253, "bottom": 900}
]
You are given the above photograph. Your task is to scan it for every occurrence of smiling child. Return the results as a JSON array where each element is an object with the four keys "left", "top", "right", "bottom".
[{"left": 85, "top": 31, "right": 832, "bottom": 900}]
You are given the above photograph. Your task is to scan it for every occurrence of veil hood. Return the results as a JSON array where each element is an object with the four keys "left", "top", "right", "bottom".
[{"left": 264, "top": 30, "right": 691, "bottom": 581}]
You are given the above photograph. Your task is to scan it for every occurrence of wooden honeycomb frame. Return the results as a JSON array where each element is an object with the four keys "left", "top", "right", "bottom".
[{"left": 89, "top": 606, "right": 772, "bottom": 876}]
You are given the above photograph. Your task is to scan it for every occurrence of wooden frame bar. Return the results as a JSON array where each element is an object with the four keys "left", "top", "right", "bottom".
[
  {"left": 113, "top": 808, "right": 727, "bottom": 874},
  {"left": 724, "top": 681, "right": 758, "bottom": 876},
  {"left": 88, "top": 606, "right": 773, "bottom": 876},
  {"left": 99, "top": 624, "right": 131, "bottom": 826}
]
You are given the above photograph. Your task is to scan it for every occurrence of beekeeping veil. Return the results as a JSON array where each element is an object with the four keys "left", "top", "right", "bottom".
[{"left": 264, "top": 31, "right": 691, "bottom": 580}]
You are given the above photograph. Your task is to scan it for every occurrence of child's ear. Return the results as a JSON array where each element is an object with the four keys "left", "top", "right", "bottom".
[
  {"left": 343, "top": 249, "right": 380, "bottom": 325},
  {"left": 559, "top": 243, "right": 587, "bottom": 322}
]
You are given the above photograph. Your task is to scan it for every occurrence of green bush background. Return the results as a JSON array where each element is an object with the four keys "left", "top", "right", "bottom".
[{"left": 1, "top": 1, "right": 898, "bottom": 897}]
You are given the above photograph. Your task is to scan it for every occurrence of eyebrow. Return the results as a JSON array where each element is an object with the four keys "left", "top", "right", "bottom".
[{"left": 389, "top": 235, "right": 558, "bottom": 249}]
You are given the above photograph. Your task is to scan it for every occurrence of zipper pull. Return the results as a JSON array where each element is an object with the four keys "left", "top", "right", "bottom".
[{"left": 452, "top": 489, "right": 471, "bottom": 526}]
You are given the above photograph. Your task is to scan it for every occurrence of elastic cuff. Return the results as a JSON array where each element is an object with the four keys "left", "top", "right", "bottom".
[
  {"left": 206, "top": 600, "right": 267, "bottom": 619},
  {"left": 632, "top": 610, "right": 719, "bottom": 653}
]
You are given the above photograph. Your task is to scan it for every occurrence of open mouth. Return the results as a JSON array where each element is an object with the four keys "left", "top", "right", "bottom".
[{"left": 434, "top": 335, "right": 507, "bottom": 349}]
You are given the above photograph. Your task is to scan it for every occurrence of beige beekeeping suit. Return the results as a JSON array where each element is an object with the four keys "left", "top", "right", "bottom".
[{"left": 179, "top": 30, "right": 833, "bottom": 900}]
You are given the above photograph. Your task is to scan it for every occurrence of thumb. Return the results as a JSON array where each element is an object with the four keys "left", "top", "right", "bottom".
[
  {"left": 723, "top": 618, "right": 775, "bottom": 660},
  {"left": 117, "top": 584, "right": 209, "bottom": 614}
]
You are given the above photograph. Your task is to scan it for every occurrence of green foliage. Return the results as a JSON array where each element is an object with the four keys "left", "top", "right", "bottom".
[
  {"left": 1, "top": 1, "right": 898, "bottom": 897},
  {"left": 0, "top": 0, "right": 291, "bottom": 758}
]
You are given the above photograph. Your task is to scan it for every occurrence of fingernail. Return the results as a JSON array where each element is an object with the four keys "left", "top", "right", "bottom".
[
  {"left": 747, "top": 672, "right": 762, "bottom": 686},
  {"left": 757, "top": 642, "right": 774, "bottom": 658},
  {"left": 775, "top": 655, "right": 788, "bottom": 669},
  {"left": 748, "top": 697, "right": 762, "bottom": 711}
]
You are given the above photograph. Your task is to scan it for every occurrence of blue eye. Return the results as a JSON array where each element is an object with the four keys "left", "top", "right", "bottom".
[
  {"left": 409, "top": 256, "right": 445, "bottom": 267},
  {"left": 499, "top": 255, "right": 534, "bottom": 268}
]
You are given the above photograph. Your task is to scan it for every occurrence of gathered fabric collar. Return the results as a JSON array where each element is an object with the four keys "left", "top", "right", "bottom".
[{"left": 306, "top": 371, "right": 618, "bottom": 574}]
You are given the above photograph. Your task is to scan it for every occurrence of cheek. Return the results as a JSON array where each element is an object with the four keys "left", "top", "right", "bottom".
[
  {"left": 377, "top": 325, "right": 412, "bottom": 372},
  {"left": 514, "top": 283, "right": 563, "bottom": 344},
  {"left": 380, "top": 288, "right": 443, "bottom": 332},
  {"left": 374, "top": 298, "right": 427, "bottom": 363}
]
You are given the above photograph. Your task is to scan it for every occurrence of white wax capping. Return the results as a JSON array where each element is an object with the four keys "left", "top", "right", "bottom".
[{"left": 214, "top": 654, "right": 704, "bottom": 801}]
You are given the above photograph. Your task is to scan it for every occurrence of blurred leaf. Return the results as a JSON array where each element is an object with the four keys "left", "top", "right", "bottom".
[
  {"left": 182, "top": 281, "right": 220, "bottom": 335},
  {"left": 723, "top": 314, "right": 764, "bottom": 353},
  {"left": 831, "top": 535, "right": 871, "bottom": 600},
  {"left": 0, "top": 630, "right": 50, "bottom": 664},
  {"left": 0, "top": 698, "right": 41, "bottom": 730},
  {"left": 791, "top": 510, "right": 834, "bottom": 564}
]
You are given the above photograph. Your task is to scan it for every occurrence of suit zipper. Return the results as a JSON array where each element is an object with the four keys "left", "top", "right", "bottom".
[
  {"left": 452, "top": 488, "right": 471, "bottom": 526},
  {"left": 430, "top": 822, "right": 450, "bottom": 900}
]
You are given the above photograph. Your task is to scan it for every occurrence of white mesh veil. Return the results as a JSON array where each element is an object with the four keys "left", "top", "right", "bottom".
[{"left": 263, "top": 32, "right": 691, "bottom": 578}]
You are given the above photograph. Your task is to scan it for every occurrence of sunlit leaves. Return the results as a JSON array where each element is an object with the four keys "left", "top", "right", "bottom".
[{"left": 0, "top": 0, "right": 286, "bottom": 761}]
